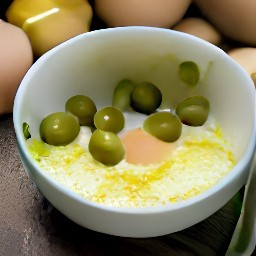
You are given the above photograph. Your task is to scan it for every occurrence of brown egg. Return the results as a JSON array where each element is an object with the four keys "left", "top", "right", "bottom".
[
  {"left": 194, "top": 0, "right": 256, "bottom": 46},
  {"left": 94, "top": 0, "right": 192, "bottom": 28},
  {"left": 228, "top": 47, "right": 256, "bottom": 87},
  {"left": 0, "top": 20, "right": 33, "bottom": 114},
  {"left": 172, "top": 17, "right": 222, "bottom": 46}
]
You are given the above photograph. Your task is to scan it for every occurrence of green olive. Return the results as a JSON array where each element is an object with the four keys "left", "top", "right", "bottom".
[
  {"left": 40, "top": 112, "right": 80, "bottom": 146},
  {"left": 131, "top": 81, "right": 162, "bottom": 114},
  {"left": 112, "top": 79, "right": 136, "bottom": 110},
  {"left": 176, "top": 96, "right": 210, "bottom": 126},
  {"left": 94, "top": 106, "right": 125, "bottom": 133},
  {"left": 65, "top": 95, "right": 97, "bottom": 126},
  {"left": 89, "top": 129, "right": 125, "bottom": 166},
  {"left": 176, "top": 105, "right": 209, "bottom": 126},
  {"left": 178, "top": 61, "right": 200, "bottom": 86},
  {"left": 178, "top": 95, "right": 210, "bottom": 109},
  {"left": 143, "top": 112, "right": 182, "bottom": 142}
]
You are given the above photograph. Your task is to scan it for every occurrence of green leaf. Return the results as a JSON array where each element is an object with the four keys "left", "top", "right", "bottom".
[{"left": 23, "top": 122, "right": 31, "bottom": 140}]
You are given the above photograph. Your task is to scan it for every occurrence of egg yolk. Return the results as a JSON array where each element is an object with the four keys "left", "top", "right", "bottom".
[{"left": 120, "top": 128, "right": 176, "bottom": 165}]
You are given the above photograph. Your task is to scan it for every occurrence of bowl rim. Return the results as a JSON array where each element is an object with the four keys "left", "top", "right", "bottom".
[{"left": 13, "top": 26, "right": 256, "bottom": 215}]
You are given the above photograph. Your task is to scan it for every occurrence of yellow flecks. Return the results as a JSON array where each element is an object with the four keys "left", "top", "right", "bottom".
[
  {"left": 30, "top": 123, "right": 236, "bottom": 208},
  {"left": 181, "top": 139, "right": 226, "bottom": 155},
  {"left": 92, "top": 192, "right": 107, "bottom": 204},
  {"left": 215, "top": 124, "right": 223, "bottom": 138},
  {"left": 169, "top": 197, "right": 178, "bottom": 203},
  {"left": 72, "top": 144, "right": 85, "bottom": 158},
  {"left": 228, "top": 150, "right": 236, "bottom": 164}
]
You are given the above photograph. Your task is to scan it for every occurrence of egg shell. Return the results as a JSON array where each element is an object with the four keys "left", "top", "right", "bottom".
[
  {"left": 172, "top": 17, "right": 222, "bottom": 45},
  {"left": 94, "top": 0, "right": 192, "bottom": 28},
  {"left": 0, "top": 20, "right": 33, "bottom": 114},
  {"left": 228, "top": 47, "right": 256, "bottom": 86},
  {"left": 194, "top": 0, "right": 256, "bottom": 45}
]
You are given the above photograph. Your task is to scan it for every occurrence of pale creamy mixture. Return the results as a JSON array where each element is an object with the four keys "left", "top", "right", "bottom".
[{"left": 28, "top": 116, "right": 235, "bottom": 208}]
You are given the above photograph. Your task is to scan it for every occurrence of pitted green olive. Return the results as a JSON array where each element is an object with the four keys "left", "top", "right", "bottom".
[
  {"left": 143, "top": 112, "right": 182, "bottom": 142},
  {"left": 94, "top": 106, "right": 125, "bottom": 133},
  {"left": 178, "top": 61, "right": 200, "bottom": 86},
  {"left": 65, "top": 95, "right": 97, "bottom": 126},
  {"left": 131, "top": 81, "right": 162, "bottom": 114},
  {"left": 40, "top": 112, "right": 80, "bottom": 146},
  {"left": 112, "top": 79, "right": 136, "bottom": 110},
  {"left": 89, "top": 129, "right": 125, "bottom": 166},
  {"left": 176, "top": 96, "right": 210, "bottom": 126}
]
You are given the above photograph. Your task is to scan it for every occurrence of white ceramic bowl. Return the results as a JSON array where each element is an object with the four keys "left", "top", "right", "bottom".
[{"left": 13, "top": 27, "right": 256, "bottom": 238}]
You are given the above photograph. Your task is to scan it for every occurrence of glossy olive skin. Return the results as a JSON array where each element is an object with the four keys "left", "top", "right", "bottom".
[
  {"left": 131, "top": 81, "right": 162, "bottom": 114},
  {"left": 176, "top": 105, "right": 209, "bottom": 126},
  {"left": 176, "top": 96, "right": 210, "bottom": 126},
  {"left": 94, "top": 106, "right": 125, "bottom": 133},
  {"left": 112, "top": 79, "right": 136, "bottom": 110},
  {"left": 40, "top": 112, "right": 80, "bottom": 146},
  {"left": 178, "top": 61, "right": 200, "bottom": 86},
  {"left": 143, "top": 111, "right": 182, "bottom": 142},
  {"left": 89, "top": 129, "right": 125, "bottom": 166},
  {"left": 65, "top": 95, "right": 97, "bottom": 126}
]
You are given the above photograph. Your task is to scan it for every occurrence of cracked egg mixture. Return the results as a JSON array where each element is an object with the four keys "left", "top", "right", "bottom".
[{"left": 28, "top": 116, "right": 235, "bottom": 208}]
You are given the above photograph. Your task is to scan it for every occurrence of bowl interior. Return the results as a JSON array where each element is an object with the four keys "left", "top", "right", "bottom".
[{"left": 16, "top": 27, "right": 255, "bottom": 161}]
